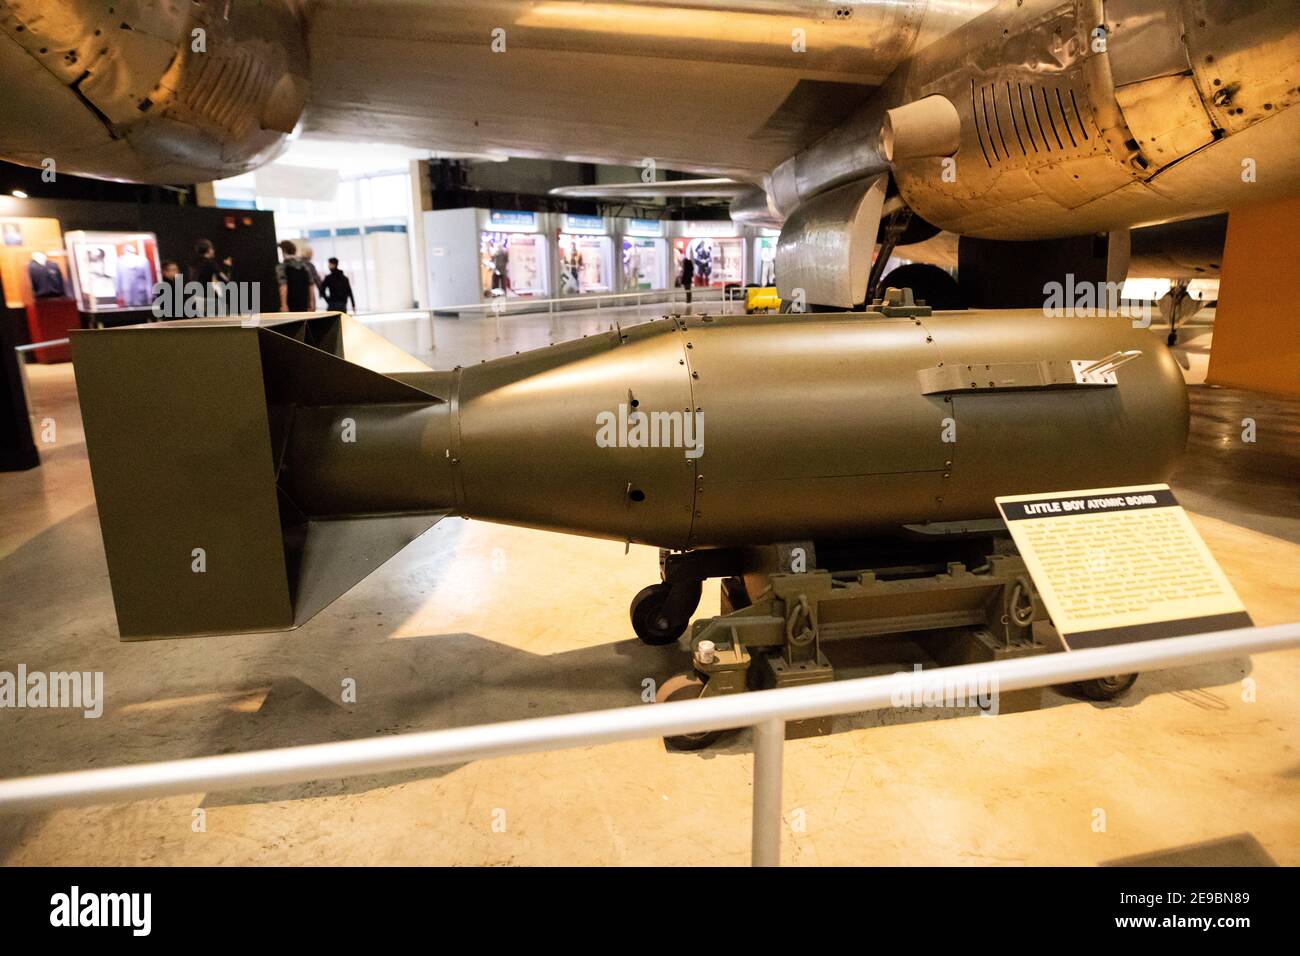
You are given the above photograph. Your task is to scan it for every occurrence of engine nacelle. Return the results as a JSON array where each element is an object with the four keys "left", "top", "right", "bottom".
[
  {"left": 888, "top": 0, "right": 1300, "bottom": 239},
  {"left": 0, "top": 0, "right": 308, "bottom": 184},
  {"left": 770, "top": 0, "right": 1300, "bottom": 246}
]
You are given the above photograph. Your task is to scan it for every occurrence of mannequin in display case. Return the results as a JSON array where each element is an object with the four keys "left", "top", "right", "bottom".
[
  {"left": 115, "top": 241, "right": 153, "bottom": 308},
  {"left": 491, "top": 243, "right": 510, "bottom": 294},
  {"left": 23, "top": 250, "right": 77, "bottom": 363},
  {"left": 27, "top": 251, "right": 67, "bottom": 299}
]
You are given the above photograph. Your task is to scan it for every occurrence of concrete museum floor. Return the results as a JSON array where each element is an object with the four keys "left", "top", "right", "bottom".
[{"left": 1, "top": 307, "right": 1297, "bottom": 866}]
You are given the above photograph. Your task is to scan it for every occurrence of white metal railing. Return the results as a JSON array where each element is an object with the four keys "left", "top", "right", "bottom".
[
  {"left": 430, "top": 286, "right": 735, "bottom": 314},
  {"left": 419, "top": 287, "right": 742, "bottom": 337},
  {"left": 14, "top": 337, "right": 70, "bottom": 353},
  {"left": 1, "top": 622, "right": 1295, "bottom": 865}
]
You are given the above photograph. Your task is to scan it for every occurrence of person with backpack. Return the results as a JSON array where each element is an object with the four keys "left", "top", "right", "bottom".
[{"left": 277, "top": 240, "right": 316, "bottom": 312}]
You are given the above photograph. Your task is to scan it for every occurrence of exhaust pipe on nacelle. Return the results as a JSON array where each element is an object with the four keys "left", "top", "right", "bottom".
[{"left": 880, "top": 95, "right": 962, "bottom": 163}]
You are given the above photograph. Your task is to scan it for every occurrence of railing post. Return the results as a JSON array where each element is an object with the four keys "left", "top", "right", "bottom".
[{"left": 751, "top": 718, "right": 785, "bottom": 867}]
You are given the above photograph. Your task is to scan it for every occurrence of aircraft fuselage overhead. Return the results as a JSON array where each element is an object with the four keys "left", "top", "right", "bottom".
[
  {"left": 5, "top": 0, "right": 1300, "bottom": 875},
  {"left": 2, "top": 0, "right": 1298, "bottom": 302}
]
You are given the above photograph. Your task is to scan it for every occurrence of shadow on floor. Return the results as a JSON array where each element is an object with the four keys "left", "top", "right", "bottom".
[{"left": 1103, "top": 832, "right": 1277, "bottom": 866}]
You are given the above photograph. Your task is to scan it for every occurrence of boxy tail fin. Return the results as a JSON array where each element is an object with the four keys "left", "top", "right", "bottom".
[{"left": 72, "top": 314, "right": 447, "bottom": 641}]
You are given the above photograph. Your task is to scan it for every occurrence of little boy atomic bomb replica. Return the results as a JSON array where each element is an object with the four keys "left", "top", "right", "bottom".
[{"left": 73, "top": 297, "right": 1187, "bottom": 745}]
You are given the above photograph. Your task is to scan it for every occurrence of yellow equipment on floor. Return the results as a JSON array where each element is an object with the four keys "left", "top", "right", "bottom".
[{"left": 745, "top": 287, "right": 781, "bottom": 314}]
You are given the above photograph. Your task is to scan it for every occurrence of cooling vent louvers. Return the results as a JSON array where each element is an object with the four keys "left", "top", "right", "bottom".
[{"left": 973, "top": 81, "right": 1092, "bottom": 166}]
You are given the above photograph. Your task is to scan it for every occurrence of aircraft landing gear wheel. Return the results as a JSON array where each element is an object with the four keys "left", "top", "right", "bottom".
[
  {"left": 630, "top": 581, "right": 700, "bottom": 645},
  {"left": 656, "top": 673, "right": 723, "bottom": 750},
  {"left": 1075, "top": 673, "right": 1139, "bottom": 701}
]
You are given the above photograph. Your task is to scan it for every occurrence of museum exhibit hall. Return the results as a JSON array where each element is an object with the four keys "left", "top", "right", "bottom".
[{"left": 0, "top": 0, "right": 1297, "bottom": 915}]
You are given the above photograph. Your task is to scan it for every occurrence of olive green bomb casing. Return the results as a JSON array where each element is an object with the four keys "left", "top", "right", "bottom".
[{"left": 72, "top": 308, "right": 1188, "bottom": 640}]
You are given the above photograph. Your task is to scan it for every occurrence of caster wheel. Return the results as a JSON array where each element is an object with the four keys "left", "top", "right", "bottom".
[
  {"left": 655, "top": 673, "right": 723, "bottom": 750},
  {"left": 630, "top": 581, "right": 699, "bottom": 645},
  {"left": 1075, "top": 673, "right": 1139, "bottom": 701}
]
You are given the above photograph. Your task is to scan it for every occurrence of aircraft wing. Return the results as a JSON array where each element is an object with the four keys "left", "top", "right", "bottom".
[
  {"left": 0, "top": 0, "right": 992, "bottom": 183},
  {"left": 300, "top": 0, "right": 982, "bottom": 179}
]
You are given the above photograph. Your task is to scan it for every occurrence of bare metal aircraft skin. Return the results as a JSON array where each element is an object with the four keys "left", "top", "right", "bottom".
[{"left": 1, "top": 0, "right": 1297, "bottom": 297}]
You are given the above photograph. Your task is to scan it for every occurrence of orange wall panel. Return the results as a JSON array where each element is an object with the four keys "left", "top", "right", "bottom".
[
  {"left": 1206, "top": 199, "right": 1300, "bottom": 396},
  {"left": 0, "top": 216, "right": 66, "bottom": 308}
]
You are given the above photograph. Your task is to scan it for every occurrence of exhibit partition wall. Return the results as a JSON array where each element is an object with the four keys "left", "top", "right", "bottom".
[
  {"left": 357, "top": 226, "right": 414, "bottom": 312},
  {"left": 753, "top": 233, "right": 778, "bottom": 287},
  {"left": 419, "top": 208, "right": 771, "bottom": 311},
  {"left": 558, "top": 215, "right": 614, "bottom": 296},
  {"left": 1, "top": 216, "right": 68, "bottom": 309},
  {"left": 0, "top": 198, "right": 280, "bottom": 329},
  {"left": 479, "top": 210, "right": 549, "bottom": 300},
  {"left": 0, "top": 216, "right": 75, "bottom": 361},
  {"left": 303, "top": 223, "right": 414, "bottom": 313},
  {"left": 422, "top": 207, "right": 481, "bottom": 308},
  {"left": 481, "top": 231, "right": 549, "bottom": 298},
  {"left": 621, "top": 218, "right": 667, "bottom": 291},
  {"left": 63, "top": 231, "right": 161, "bottom": 314},
  {"left": 673, "top": 222, "right": 746, "bottom": 288}
]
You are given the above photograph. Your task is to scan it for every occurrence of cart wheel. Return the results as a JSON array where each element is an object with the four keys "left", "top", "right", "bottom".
[
  {"left": 656, "top": 673, "right": 723, "bottom": 750},
  {"left": 1075, "top": 673, "right": 1139, "bottom": 701},
  {"left": 630, "top": 581, "right": 697, "bottom": 645}
]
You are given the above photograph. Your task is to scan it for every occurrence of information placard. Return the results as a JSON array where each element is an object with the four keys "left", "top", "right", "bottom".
[{"left": 996, "top": 484, "right": 1251, "bottom": 649}]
